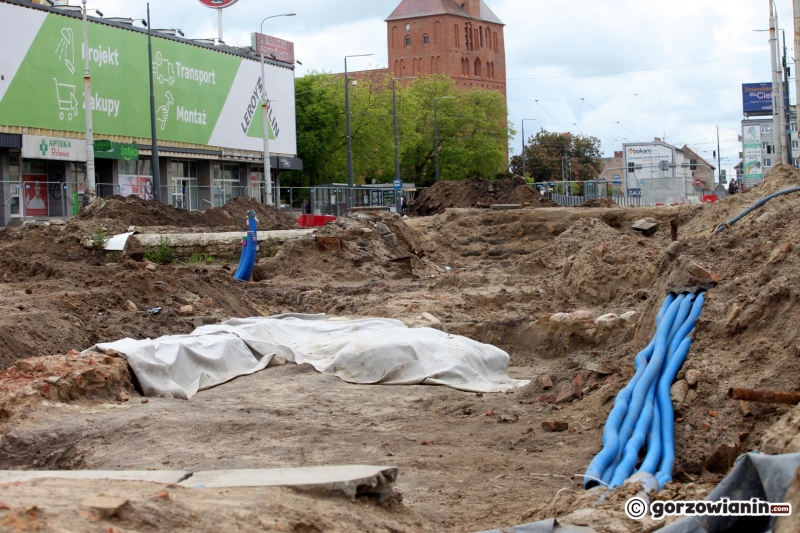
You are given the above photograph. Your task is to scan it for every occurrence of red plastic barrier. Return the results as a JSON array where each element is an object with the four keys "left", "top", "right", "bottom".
[
  {"left": 297, "top": 214, "right": 337, "bottom": 228},
  {"left": 702, "top": 195, "right": 718, "bottom": 203}
]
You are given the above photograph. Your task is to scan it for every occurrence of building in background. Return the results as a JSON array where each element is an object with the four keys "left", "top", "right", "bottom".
[
  {"left": 0, "top": 0, "right": 300, "bottom": 226},
  {"left": 345, "top": 1, "right": 507, "bottom": 98},
  {"left": 740, "top": 82, "right": 799, "bottom": 187},
  {"left": 740, "top": 108, "right": 799, "bottom": 188},
  {"left": 386, "top": 0, "right": 506, "bottom": 97},
  {"left": 622, "top": 139, "right": 715, "bottom": 205}
]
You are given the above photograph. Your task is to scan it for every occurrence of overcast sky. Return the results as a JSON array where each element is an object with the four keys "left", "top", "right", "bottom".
[{"left": 89, "top": 0, "right": 797, "bottom": 174}]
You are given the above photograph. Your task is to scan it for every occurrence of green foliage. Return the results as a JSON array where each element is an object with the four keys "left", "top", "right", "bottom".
[
  {"left": 186, "top": 254, "right": 214, "bottom": 265},
  {"left": 510, "top": 130, "right": 603, "bottom": 183},
  {"left": 144, "top": 238, "right": 176, "bottom": 264},
  {"left": 90, "top": 228, "right": 108, "bottom": 249},
  {"left": 281, "top": 72, "right": 512, "bottom": 189}
]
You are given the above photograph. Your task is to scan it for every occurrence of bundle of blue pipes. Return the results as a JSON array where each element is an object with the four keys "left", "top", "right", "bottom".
[
  {"left": 234, "top": 210, "right": 259, "bottom": 282},
  {"left": 583, "top": 290, "right": 706, "bottom": 491}
]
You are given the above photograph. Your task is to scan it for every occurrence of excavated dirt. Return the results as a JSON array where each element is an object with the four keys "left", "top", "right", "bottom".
[
  {"left": 407, "top": 176, "right": 559, "bottom": 216},
  {"left": 581, "top": 198, "right": 620, "bottom": 208},
  {"left": 73, "top": 195, "right": 296, "bottom": 235},
  {"left": 3, "top": 167, "right": 800, "bottom": 531}
]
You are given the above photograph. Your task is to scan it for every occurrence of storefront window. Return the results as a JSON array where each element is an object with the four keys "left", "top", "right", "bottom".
[
  {"left": 212, "top": 163, "right": 240, "bottom": 207},
  {"left": 118, "top": 159, "right": 153, "bottom": 200},
  {"left": 8, "top": 152, "right": 21, "bottom": 216},
  {"left": 170, "top": 160, "right": 198, "bottom": 211}
]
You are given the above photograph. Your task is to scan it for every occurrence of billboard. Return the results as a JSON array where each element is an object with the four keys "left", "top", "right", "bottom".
[
  {"left": 623, "top": 142, "right": 675, "bottom": 197},
  {"left": 0, "top": 2, "right": 296, "bottom": 155},
  {"left": 742, "top": 124, "right": 763, "bottom": 181},
  {"left": 742, "top": 83, "right": 773, "bottom": 115},
  {"left": 252, "top": 33, "right": 295, "bottom": 65}
]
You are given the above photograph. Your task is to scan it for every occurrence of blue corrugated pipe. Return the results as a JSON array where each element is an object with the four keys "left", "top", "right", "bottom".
[
  {"left": 234, "top": 210, "right": 259, "bottom": 283},
  {"left": 583, "top": 291, "right": 706, "bottom": 490},
  {"left": 714, "top": 187, "right": 800, "bottom": 235},
  {"left": 233, "top": 235, "right": 248, "bottom": 280},
  {"left": 583, "top": 295, "right": 675, "bottom": 489},
  {"left": 608, "top": 295, "right": 687, "bottom": 486},
  {"left": 655, "top": 293, "right": 705, "bottom": 487}
]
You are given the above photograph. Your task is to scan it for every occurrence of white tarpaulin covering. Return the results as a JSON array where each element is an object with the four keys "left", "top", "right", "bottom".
[{"left": 86, "top": 314, "right": 528, "bottom": 399}]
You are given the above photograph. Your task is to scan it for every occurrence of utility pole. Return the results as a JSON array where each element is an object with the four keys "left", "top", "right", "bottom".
[
  {"left": 82, "top": 0, "right": 96, "bottom": 198},
  {"left": 717, "top": 126, "right": 722, "bottom": 184},
  {"left": 259, "top": 14, "right": 296, "bottom": 208},
  {"left": 434, "top": 96, "right": 454, "bottom": 182},
  {"left": 392, "top": 76, "right": 416, "bottom": 189},
  {"left": 146, "top": 4, "right": 161, "bottom": 202},
  {"left": 344, "top": 54, "right": 373, "bottom": 211},
  {"left": 521, "top": 119, "right": 535, "bottom": 179},
  {"left": 770, "top": 1, "right": 788, "bottom": 165},
  {"left": 794, "top": 0, "right": 800, "bottom": 161},
  {"left": 783, "top": 30, "right": 794, "bottom": 165}
]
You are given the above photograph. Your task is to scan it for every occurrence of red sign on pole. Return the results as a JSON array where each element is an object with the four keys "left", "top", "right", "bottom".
[
  {"left": 197, "top": 0, "right": 239, "bottom": 8},
  {"left": 253, "top": 32, "right": 295, "bottom": 65}
]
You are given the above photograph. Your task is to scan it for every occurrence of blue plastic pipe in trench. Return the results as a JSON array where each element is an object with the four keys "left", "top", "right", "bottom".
[
  {"left": 234, "top": 210, "right": 259, "bottom": 282},
  {"left": 583, "top": 291, "right": 706, "bottom": 490}
]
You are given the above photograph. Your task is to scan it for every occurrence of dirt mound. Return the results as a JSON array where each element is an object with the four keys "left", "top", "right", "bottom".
[
  {"left": 681, "top": 165, "right": 800, "bottom": 238},
  {"left": 580, "top": 197, "right": 619, "bottom": 208},
  {"left": 73, "top": 195, "right": 295, "bottom": 232},
  {"left": 252, "top": 215, "right": 438, "bottom": 284},
  {"left": 408, "top": 176, "right": 558, "bottom": 216},
  {"left": 518, "top": 218, "right": 664, "bottom": 306}
]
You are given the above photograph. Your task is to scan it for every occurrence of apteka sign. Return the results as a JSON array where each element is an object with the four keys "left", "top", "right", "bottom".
[{"left": 197, "top": 0, "right": 239, "bottom": 9}]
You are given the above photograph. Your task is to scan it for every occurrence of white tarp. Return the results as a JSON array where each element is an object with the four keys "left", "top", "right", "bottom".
[{"left": 86, "top": 314, "right": 528, "bottom": 399}]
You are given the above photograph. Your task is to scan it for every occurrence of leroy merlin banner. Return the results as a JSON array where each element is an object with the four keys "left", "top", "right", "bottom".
[{"left": 0, "top": 2, "right": 296, "bottom": 155}]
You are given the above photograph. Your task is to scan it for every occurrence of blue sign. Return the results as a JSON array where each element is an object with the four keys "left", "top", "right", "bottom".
[
  {"left": 613, "top": 174, "right": 621, "bottom": 185},
  {"left": 393, "top": 178, "right": 402, "bottom": 190},
  {"left": 742, "top": 83, "right": 773, "bottom": 115}
]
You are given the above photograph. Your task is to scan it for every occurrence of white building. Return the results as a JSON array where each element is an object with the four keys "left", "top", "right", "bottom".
[{"left": 622, "top": 139, "right": 715, "bottom": 205}]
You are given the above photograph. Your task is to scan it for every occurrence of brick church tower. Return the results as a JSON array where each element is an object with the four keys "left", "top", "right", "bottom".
[{"left": 386, "top": 0, "right": 506, "bottom": 98}]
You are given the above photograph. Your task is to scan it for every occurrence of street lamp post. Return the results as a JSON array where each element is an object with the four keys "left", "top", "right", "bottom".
[
  {"left": 392, "top": 77, "right": 416, "bottom": 188},
  {"left": 520, "top": 119, "right": 536, "bottom": 179},
  {"left": 259, "top": 13, "right": 296, "bottom": 208},
  {"left": 344, "top": 54, "right": 373, "bottom": 212},
  {"left": 143, "top": 4, "right": 162, "bottom": 202},
  {"left": 81, "top": 0, "right": 98, "bottom": 198},
  {"left": 434, "top": 96, "right": 454, "bottom": 183}
]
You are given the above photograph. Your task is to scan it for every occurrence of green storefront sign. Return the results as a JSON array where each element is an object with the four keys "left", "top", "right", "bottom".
[
  {"left": 94, "top": 141, "right": 138, "bottom": 161},
  {"left": 0, "top": 2, "right": 294, "bottom": 153}
]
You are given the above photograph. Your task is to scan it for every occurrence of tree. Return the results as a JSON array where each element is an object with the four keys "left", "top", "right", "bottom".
[
  {"left": 510, "top": 130, "right": 603, "bottom": 183},
  {"left": 398, "top": 75, "right": 512, "bottom": 186},
  {"left": 283, "top": 71, "right": 513, "bottom": 190}
]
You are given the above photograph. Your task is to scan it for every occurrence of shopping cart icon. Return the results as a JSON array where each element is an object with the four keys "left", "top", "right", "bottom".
[{"left": 53, "top": 78, "right": 79, "bottom": 121}]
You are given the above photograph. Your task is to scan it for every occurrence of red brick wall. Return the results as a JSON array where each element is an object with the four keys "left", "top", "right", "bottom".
[{"left": 386, "top": 14, "right": 506, "bottom": 98}]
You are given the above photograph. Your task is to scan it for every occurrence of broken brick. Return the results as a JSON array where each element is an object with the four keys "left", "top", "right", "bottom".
[{"left": 542, "top": 420, "right": 569, "bottom": 432}]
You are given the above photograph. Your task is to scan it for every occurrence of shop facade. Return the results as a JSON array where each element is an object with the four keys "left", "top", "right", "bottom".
[{"left": 0, "top": 0, "right": 300, "bottom": 226}]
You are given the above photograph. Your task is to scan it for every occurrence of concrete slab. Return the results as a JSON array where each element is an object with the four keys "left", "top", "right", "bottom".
[
  {"left": 137, "top": 229, "right": 313, "bottom": 249},
  {"left": 179, "top": 465, "right": 398, "bottom": 499},
  {"left": 0, "top": 470, "right": 190, "bottom": 485}
]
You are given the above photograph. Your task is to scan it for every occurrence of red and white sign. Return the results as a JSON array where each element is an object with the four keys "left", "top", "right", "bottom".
[
  {"left": 197, "top": 0, "right": 239, "bottom": 9},
  {"left": 252, "top": 32, "right": 295, "bottom": 65}
]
